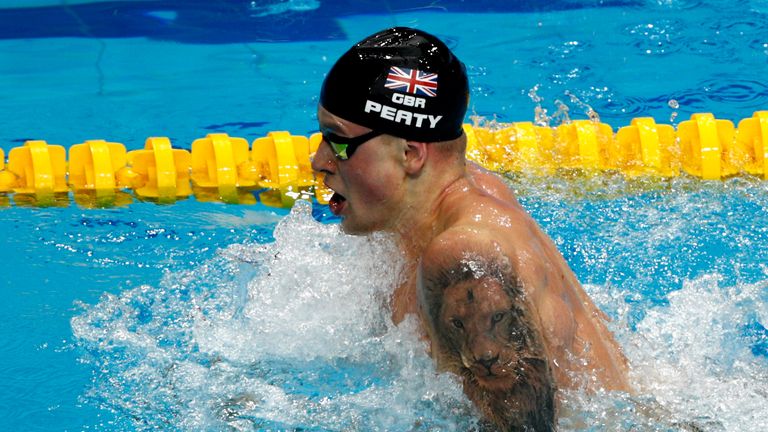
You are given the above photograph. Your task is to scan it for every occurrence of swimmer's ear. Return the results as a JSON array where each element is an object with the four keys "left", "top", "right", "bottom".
[{"left": 403, "top": 140, "right": 428, "bottom": 174}]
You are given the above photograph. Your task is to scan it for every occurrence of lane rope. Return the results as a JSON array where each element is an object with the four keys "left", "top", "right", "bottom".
[{"left": 1, "top": 111, "right": 766, "bottom": 207}]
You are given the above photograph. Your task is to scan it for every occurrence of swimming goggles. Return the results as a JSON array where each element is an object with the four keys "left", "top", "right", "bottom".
[{"left": 322, "top": 130, "right": 382, "bottom": 160}]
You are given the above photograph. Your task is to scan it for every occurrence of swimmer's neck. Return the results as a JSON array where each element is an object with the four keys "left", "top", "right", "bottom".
[
  {"left": 388, "top": 164, "right": 475, "bottom": 326},
  {"left": 392, "top": 162, "right": 473, "bottom": 260}
]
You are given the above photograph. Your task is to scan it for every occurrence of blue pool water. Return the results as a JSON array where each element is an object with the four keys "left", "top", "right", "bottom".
[{"left": 1, "top": 0, "right": 767, "bottom": 430}]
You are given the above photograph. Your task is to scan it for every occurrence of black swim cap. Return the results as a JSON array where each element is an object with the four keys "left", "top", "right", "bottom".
[{"left": 320, "top": 27, "right": 469, "bottom": 142}]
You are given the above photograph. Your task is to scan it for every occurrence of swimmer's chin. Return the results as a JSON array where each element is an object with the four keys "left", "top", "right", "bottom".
[
  {"left": 338, "top": 218, "right": 371, "bottom": 236},
  {"left": 337, "top": 214, "right": 389, "bottom": 236}
]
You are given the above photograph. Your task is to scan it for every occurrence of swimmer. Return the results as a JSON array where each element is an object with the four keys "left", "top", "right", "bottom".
[{"left": 311, "top": 27, "right": 631, "bottom": 429}]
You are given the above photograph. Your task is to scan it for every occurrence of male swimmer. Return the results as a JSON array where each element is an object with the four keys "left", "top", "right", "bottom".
[{"left": 311, "top": 27, "right": 631, "bottom": 430}]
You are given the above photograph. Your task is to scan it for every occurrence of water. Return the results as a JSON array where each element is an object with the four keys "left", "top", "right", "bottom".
[
  {"left": 1, "top": 0, "right": 767, "bottom": 430},
  {"left": 69, "top": 201, "right": 479, "bottom": 430}
]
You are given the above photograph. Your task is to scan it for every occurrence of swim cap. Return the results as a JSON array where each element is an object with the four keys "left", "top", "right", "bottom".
[{"left": 320, "top": 27, "right": 469, "bottom": 142}]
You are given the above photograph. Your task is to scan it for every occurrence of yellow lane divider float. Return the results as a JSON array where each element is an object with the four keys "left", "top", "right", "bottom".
[
  {"left": 129, "top": 137, "right": 192, "bottom": 201},
  {"left": 1, "top": 111, "right": 767, "bottom": 208}
]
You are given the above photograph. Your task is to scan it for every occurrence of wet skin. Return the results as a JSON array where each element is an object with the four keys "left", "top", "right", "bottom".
[
  {"left": 416, "top": 170, "right": 631, "bottom": 393},
  {"left": 311, "top": 106, "right": 631, "bottom": 409}
]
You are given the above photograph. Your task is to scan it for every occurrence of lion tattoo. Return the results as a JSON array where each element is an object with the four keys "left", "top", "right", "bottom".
[{"left": 419, "top": 257, "right": 557, "bottom": 431}]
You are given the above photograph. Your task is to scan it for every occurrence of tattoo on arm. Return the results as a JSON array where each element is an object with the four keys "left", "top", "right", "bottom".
[{"left": 418, "top": 253, "right": 557, "bottom": 431}]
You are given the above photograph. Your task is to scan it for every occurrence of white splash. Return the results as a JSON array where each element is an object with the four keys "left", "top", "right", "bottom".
[
  {"left": 71, "top": 200, "right": 475, "bottom": 430},
  {"left": 71, "top": 200, "right": 768, "bottom": 430},
  {"left": 577, "top": 275, "right": 768, "bottom": 431},
  {"left": 627, "top": 275, "right": 768, "bottom": 431},
  {"left": 195, "top": 200, "right": 401, "bottom": 362}
]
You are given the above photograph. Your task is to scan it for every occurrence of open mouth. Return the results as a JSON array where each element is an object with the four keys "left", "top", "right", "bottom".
[{"left": 328, "top": 191, "right": 347, "bottom": 215}]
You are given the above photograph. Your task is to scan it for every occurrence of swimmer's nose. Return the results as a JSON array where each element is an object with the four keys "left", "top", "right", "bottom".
[{"left": 311, "top": 140, "right": 337, "bottom": 175}]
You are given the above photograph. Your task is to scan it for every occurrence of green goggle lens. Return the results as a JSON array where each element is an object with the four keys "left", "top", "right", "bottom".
[{"left": 321, "top": 130, "right": 382, "bottom": 160}]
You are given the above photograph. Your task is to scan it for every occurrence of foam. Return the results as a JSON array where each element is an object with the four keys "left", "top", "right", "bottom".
[
  {"left": 71, "top": 198, "right": 768, "bottom": 430},
  {"left": 576, "top": 275, "right": 768, "bottom": 431},
  {"left": 71, "top": 200, "right": 476, "bottom": 430},
  {"left": 627, "top": 275, "right": 768, "bottom": 431}
]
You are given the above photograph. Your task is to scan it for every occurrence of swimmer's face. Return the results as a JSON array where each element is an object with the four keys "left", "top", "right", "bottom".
[{"left": 311, "top": 106, "right": 407, "bottom": 234}]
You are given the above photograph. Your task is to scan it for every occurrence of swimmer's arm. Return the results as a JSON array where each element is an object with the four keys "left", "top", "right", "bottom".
[
  {"left": 417, "top": 229, "right": 557, "bottom": 430},
  {"left": 418, "top": 228, "right": 524, "bottom": 336}
]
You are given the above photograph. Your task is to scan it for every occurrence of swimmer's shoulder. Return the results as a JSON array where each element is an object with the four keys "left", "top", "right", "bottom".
[
  {"left": 467, "top": 161, "right": 522, "bottom": 208},
  {"left": 420, "top": 224, "right": 507, "bottom": 279}
]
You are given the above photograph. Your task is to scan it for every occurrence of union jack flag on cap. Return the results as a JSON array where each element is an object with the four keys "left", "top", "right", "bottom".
[{"left": 384, "top": 66, "right": 439, "bottom": 97}]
